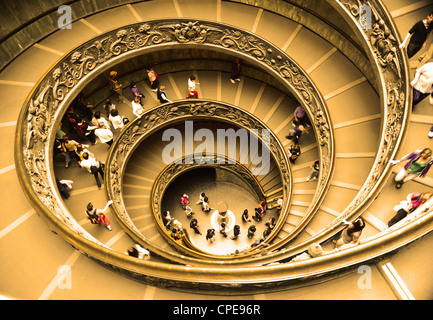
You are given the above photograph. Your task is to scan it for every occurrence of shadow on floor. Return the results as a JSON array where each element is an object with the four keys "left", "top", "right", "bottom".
[{"left": 161, "top": 168, "right": 279, "bottom": 255}]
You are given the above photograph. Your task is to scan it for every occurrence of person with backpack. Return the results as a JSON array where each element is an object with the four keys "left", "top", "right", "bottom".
[
  {"left": 189, "top": 218, "right": 202, "bottom": 235},
  {"left": 206, "top": 228, "right": 216, "bottom": 243},
  {"left": 85, "top": 200, "right": 113, "bottom": 231},
  {"left": 80, "top": 152, "right": 105, "bottom": 189}
]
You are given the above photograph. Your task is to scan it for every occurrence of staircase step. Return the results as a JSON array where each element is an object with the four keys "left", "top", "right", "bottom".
[
  {"left": 326, "top": 81, "right": 380, "bottom": 125},
  {"left": 220, "top": 1, "right": 262, "bottom": 32},
  {"left": 333, "top": 157, "right": 376, "bottom": 185}
]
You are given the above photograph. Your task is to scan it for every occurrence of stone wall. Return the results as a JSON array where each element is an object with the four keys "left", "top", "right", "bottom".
[{"left": 0, "top": 0, "right": 143, "bottom": 71}]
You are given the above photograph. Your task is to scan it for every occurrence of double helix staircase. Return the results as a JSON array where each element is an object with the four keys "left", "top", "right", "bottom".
[{"left": 2, "top": 0, "right": 433, "bottom": 299}]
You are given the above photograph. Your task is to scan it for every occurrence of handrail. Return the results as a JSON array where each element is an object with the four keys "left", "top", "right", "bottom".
[{"left": 265, "top": 187, "right": 284, "bottom": 198}]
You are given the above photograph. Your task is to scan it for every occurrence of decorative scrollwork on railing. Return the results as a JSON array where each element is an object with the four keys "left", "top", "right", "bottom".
[
  {"left": 344, "top": 1, "right": 401, "bottom": 76},
  {"left": 216, "top": 29, "right": 268, "bottom": 60},
  {"left": 152, "top": 153, "right": 267, "bottom": 219}
]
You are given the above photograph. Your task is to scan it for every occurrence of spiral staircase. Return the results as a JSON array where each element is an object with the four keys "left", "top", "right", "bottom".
[{"left": 2, "top": 0, "right": 433, "bottom": 300}]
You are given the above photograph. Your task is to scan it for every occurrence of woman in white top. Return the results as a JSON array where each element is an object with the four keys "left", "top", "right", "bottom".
[
  {"left": 132, "top": 96, "right": 144, "bottom": 117},
  {"left": 187, "top": 75, "right": 199, "bottom": 98},
  {"left": 91, "top": 111, "right": 110, "bottom": 129},
  {"left": 411, "top": 62, "right": 433, "bottom": 110},
  {"left": 94, "top": 122, "right": 113, "bottom": 146},
  {"left": 109, "top": 109, "right": 124, "bottom": 130}
]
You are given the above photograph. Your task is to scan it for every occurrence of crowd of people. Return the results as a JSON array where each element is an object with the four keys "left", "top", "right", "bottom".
[
  {"left": 285, "top": 105, "right": 315, "bottom": 168},
  {"left": 381, "top": 12, "right": 433, "bottom": 226},
  {"left": 284, "top": 104, "right": 322, "bottom": 185},
  {"left": 51, "top": 58, "right": 248, "bottom": 262},
  {"left": 160, "top": 192, "right": 281, "bottom": 249},
  {"left": 55, "top": 63, "right": 184, "bottom": 190},
  {"left": 289, "top": 13, "right": 433, "bottom": 261},
  {"left": 54, "top": 64, "right": 184, "bottom": 261},
  {"left": 55, "top": 100, "right": 120, "bottom": 190}
]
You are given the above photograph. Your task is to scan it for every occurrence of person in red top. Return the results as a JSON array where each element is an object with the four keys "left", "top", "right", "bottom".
[
  {"left": 181, "top": 194, "right": 189, "bottom": 207},
  {"left": 180, "top": 194, "right": 193, "bottom": 218},
  {"left": 230, "top": 58, "right": 241, "bottom": 83},
  {"left": 71, "top": 117, "right": 96, "bottom": 144},
  {"left": 85, "top": 200, "right": 113, "bottom": 231}
]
